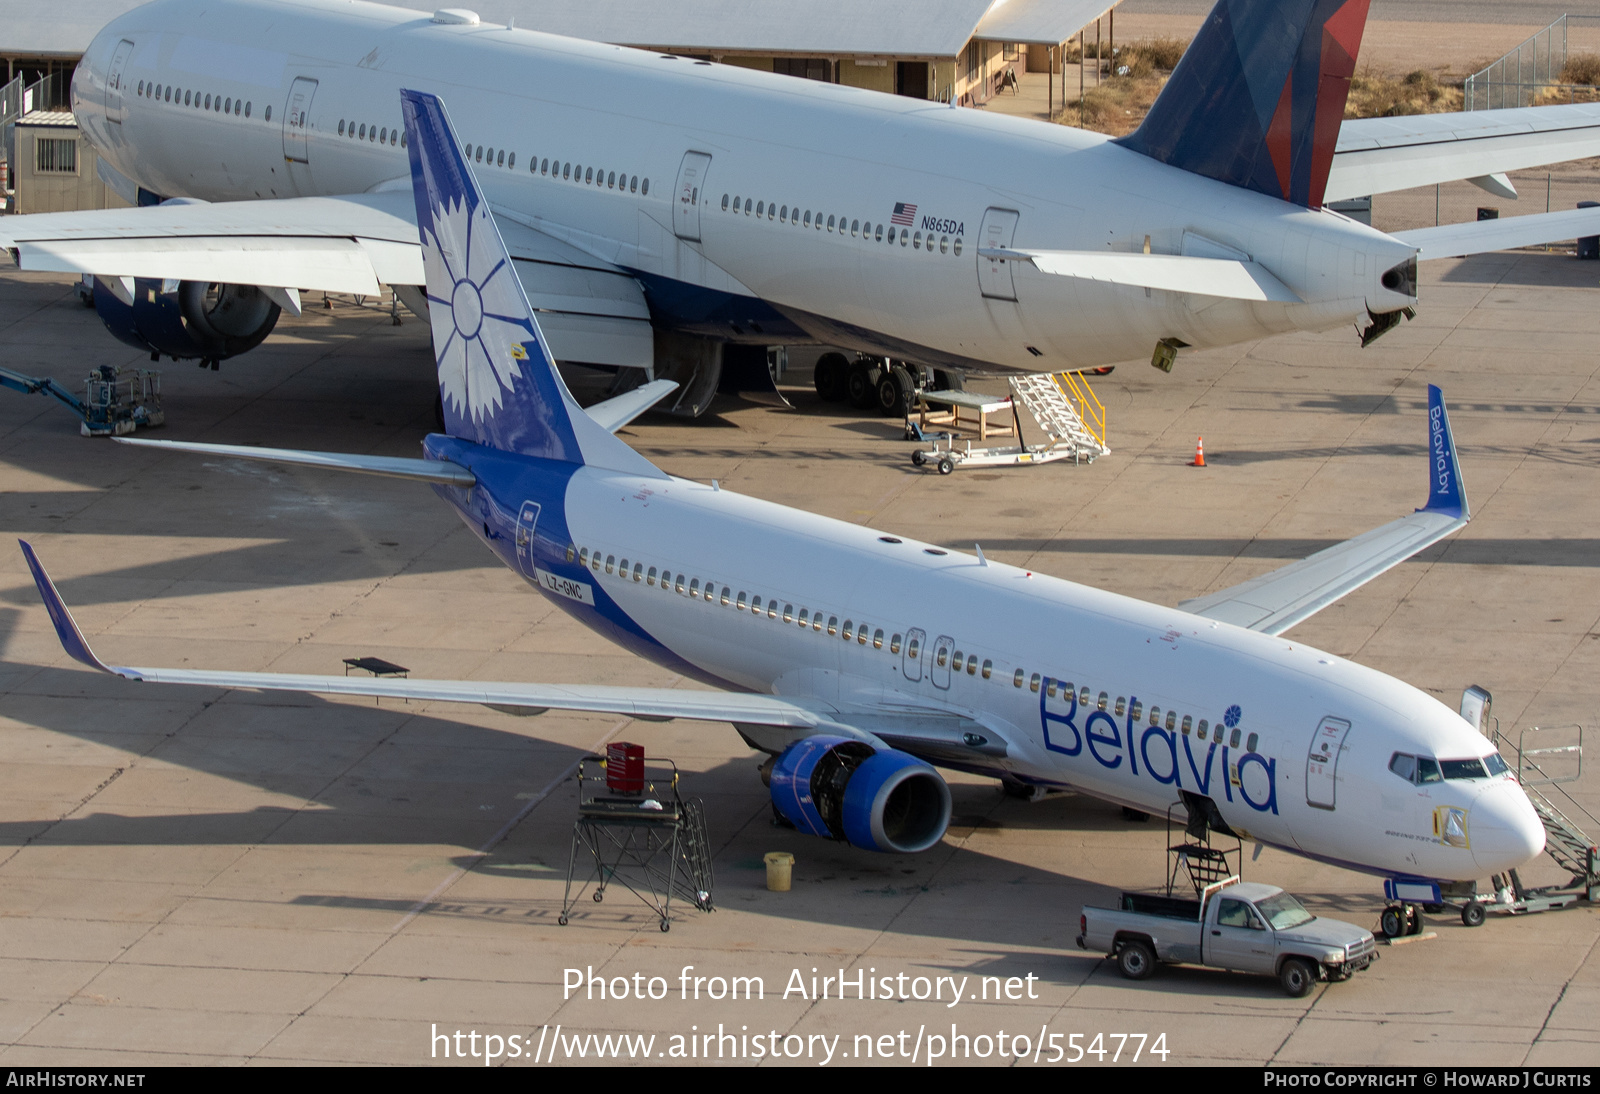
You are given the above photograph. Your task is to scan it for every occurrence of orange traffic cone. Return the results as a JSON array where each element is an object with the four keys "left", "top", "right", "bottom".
[{"left": 1190, "top": 437, "right": 1206, "bottom": 467}]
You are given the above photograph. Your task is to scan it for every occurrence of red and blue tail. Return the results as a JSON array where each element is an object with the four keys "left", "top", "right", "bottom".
[{"left": 1117, "top": 0, "right": 1371, "bottom": 209}]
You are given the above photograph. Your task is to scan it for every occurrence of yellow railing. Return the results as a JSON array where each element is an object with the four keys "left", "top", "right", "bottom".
[{"left": 1056, "top": 370, "right": 1106, "bottom": 448}]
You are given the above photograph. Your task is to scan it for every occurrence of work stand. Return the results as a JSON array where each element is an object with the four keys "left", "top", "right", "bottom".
[{"left": 559, "top": 756, "right": 714, "bottom": 931}]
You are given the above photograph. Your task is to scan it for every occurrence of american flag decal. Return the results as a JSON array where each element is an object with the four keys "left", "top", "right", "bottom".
[{"left": 891, "top": 202, "right": 917, "bottom": 226}]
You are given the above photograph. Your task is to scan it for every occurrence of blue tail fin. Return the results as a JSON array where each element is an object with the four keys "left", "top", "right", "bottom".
[
  {"left": 1117, "top": 0, "right": 1371, "bottom": 209},
  {"left": 399, "top": 90, "right": 662, "bottom": 476}
]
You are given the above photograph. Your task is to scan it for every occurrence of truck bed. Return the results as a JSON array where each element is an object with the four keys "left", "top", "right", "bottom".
[{"left": 1121, "top": 892, "right": 1201, "bottom": 920}]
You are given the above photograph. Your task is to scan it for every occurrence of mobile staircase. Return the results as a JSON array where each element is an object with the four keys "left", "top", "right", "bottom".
[{"left": 912, "top": 370, "right": 1110, "bottom": 473}]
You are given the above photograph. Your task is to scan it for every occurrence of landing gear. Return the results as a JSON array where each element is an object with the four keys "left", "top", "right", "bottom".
[
  {"left": 846, "top": 359, "right": 881, "bottom": 410},
  {"left": 1379, "top": 903, "right": 1425, "bottom": 938},
  {"left": 875, "top": 363, "right": 915, "bottom": 418},
  {"left": 812, "top": 352, "right": 849, "bottom": 402}
]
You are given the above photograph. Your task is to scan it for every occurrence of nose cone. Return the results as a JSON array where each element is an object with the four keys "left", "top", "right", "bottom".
[{"left": 1471, "top": 783, "right": 1546, "bottom": 874}]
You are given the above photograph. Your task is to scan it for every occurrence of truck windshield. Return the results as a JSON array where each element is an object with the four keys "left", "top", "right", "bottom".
[{"left": 1254, "top": 892, "right": 1316, "bottom": 930}]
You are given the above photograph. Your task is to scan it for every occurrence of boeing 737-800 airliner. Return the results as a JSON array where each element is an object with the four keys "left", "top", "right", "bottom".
[
  {"left": 23, "top": 91, "right": 1546, "bottom": 938},
  {"left": 7, "top": 0, "right": 1600, "bottom": 413}
]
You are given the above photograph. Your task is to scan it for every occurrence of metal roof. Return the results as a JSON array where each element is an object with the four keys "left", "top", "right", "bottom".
[
  {"left": 0, "top": 0, "right": 1118, "bottom": 60},
  {"left": 14, "top": 111, "right": 78, "bottom": 127},
  {"left": 973, "top": 0, "right": 1116, "bottom": 44}
]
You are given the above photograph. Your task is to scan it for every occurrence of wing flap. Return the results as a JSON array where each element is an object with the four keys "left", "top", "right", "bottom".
[
  {"left": 1180, "top": 385, "right": 1468, "bottom": 635},
  {"left": 983, "top": 248, "right": 1301, "bottom": 303}
]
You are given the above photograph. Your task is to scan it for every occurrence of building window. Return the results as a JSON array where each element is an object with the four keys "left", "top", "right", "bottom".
[{"left": 35, "top": 138, "right": 77, "bottom": 173}]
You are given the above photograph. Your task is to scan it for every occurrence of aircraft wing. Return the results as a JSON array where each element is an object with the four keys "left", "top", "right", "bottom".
[
  {"left": 1179, "top": 385, "right": 1467, "bottom": 635},
  {"left": 0, "top": 190, "right": 652, "bottom": 369},
  {"left": 1328, "top": 102, "right": 1600, "bottom": 202},
  {"left": 1394, "top": 206, "right": 1600, "bottom": 260},
  {"left": 19, "top": 538, "right": 831, "bottom": 728}
]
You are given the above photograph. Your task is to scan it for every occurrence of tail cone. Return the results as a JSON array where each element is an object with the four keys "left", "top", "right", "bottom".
[{"left": 1191, "top": 437, "right": 1206, "bottom": 467}]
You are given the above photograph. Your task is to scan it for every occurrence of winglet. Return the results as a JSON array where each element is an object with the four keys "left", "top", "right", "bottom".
[
  {"left": 17, "top": 540, "right": 114, "bottom": 673},
  {"left": 1420, "top": 384, "right": 1469, "bottom": 520}
]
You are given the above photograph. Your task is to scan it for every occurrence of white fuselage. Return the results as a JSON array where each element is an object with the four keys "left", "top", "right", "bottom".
[
  {"left": 444, "top": 436, "right": 1544, "bottom": 884},
  {"left": 72, "top": 0, "right": 1419, "bottom": 373}
]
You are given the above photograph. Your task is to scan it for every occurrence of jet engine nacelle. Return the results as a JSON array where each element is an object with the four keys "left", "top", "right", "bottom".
[
  {"left": 770, "top": 735, "right": 952, "bottom": 854},
  {"left": 92, "top": 277, "right": 281, "bottom": 364}
]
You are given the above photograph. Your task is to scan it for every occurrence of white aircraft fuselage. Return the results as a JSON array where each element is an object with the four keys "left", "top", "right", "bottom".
[{"left": 70, "top": 0, "right": 1419, "bottom": 374}]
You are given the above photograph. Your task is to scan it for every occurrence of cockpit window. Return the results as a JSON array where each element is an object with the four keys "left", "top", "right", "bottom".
[
  {"left": 1389, "top": 752, "right": 1445, "bottom": 784},
  {"left": 1389, "top": 752, "right": 1416, "bottom": 782},
  {"left": 1485, "top": 753, "right": 1510, "bottom": 777},
  {"left": 1416, "top": 757, "right": 1442, "bottom": 784},
  {"left": 1441, "top": 758, "right": 1490, "bottom": 780}
]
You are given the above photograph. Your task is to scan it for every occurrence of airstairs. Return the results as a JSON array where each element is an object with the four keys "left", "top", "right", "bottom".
[
  {"left": 1008, "top": 372, "right": 1111, "bottom": 462},
  {"left": 910, "top": 370, "right": 1109, "bottom": 473},
  {"left": 1501, "top": 724, "right": 1600, "bottom": 900}
]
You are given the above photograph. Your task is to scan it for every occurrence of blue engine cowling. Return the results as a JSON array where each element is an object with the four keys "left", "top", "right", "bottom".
[
  {"left": 770, "top": 735, "right": 952, "bottom": 853},
  {"left": 92, "top": 277, "right": 280, "bottom": 364}
]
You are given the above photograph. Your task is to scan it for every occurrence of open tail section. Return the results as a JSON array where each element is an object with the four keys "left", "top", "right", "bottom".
[
  {"left": 1118, "top": 0, "right": 1372, "bottom": 209},
  {"left": 399, "top": 90, "right": 663, "bottom": 477}
]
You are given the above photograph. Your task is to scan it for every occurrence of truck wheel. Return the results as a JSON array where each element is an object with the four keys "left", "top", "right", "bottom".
[
  {"left": 1279, "top": 957, "right": 1317, "bottom": 998},
  {"left": 1116, "top": 940, "right": 1156, "bottom": 981},
  {"left": 1379, "top": 906, "right": 1406, "bottom": 939},
  {"left": 1461, "top": 901, "right": 1487, "bottom": 928}
]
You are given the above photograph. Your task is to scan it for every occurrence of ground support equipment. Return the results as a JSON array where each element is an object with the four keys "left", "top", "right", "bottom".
[
  {"left": 911, "top": 371, "right": 1110, "bottom": 472},
  {"left": 559, "top": 755, "right": 713, "bottom": 931},
  {"left": 0, "top": 365, "right": 164, "bottom": 436}
]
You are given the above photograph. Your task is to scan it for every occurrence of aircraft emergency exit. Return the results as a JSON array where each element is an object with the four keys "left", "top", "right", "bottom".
[
  {"left": 24, "top": 89, "right": 1546, "bottom": 898},
  {"left": 6, "top": 0, "right": 1600, "bottom": 413}
]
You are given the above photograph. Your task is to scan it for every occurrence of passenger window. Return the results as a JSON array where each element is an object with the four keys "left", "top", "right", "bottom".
[
  {"left": 768, "top": 601, "right": 778, "bottom": 619},
  {"left": 562, "top": 163, "right": 571, "bottom": 179},
  {"left": 1014, "top": 669, "right": 1025, "bottom": 688},
  {"left": 506, "top": 151, "right": 513, "bottom": 166},
  {"left": 689, "top": 578, "right": 700, "bottom": 597},
  {"left": 224, "top": 97, "right": 231, "bottom": 112},
  {"left": 703, "top": 583, "right": 714, "bottom": 603},
  {"left": 542, "top": 159, "right": 550, "bottom": 174},
  {"left": 900, "top": 229, "right": 909, "bottom": 247},
  {"left": 940, "top": 235, "right": 949, "bottom": 254},
  {"left": 631, "top": 176, "right": 638, "bottom": 192},
  {"left": 953, "top": 238, "right": 963, "bottom": 256},
  {"left": 605, "top": 555, "right": 615, "bottom": 573},
  {"left": 874, "top": 629, "right": 885, "bottom": 650},
  {"left": 1097, "top": 692, "right": 1109, "bottom": 711},
  {"left": 750, "top": 595, "right": 761, "bottom": 613},
  {"left": 851, "top": 219, "right": 859, "bottom": 237},
  {"left": 736, "top": 591, "right": 747, "bottom": 610},
  {"left": 779, "top": 205, "right": 788, "bottom": 222},
  {"left": 1228, "top": 728, "right": 1240, "bottom": 747},
  {"left": 633, "top": 562, "right": 643, "bottom": 582},
  {"left": 756, "top": 201, "right": 764, "bottom": 217},
  {"left": 965, "top": 655, "right": 975, "bottom": 673},
  {"left": 783, "top": 604, "right": 794, "bottom": 623},
  {"left": 660, "top": 570, "right": 671, "bottom": 589},
  {"left": 1148, "top": 706, "right": 1161, "bottom": 727},
  {"left": 1030, "top": 673, "right": 1041, "bottom": 693},
  {"left": 641, "top": 179, "right": 649, "bottom": 194},
  {"left": 578, "top": 547, "right": 589, "bottom": 566},
  {"left": 675, "top": 575, "right": 686, "bottom": 594},
  {"left": 732, "top": 194, "right": 740, "bottom": 211},
  {"left": 1246, "top": 732, "right": 1258, "bottom": 752},
  {"left": 591, "top": 552, "right": 602, "bottom": 571},
  {"left": 339, "top": 120, "right": 346, "bottom": 135},
  {"left": 722, "top": 194, "right": 730, "bottom": 210},
  {"left": 581, "top": 167, "right": 590, "bottom": 183},
  {"left": 890, "top": 634, "right": 901, "bottom": 654},
  {"left": 385, "top": 128, "right": 393, "bottom": 144},
  {"left": 767, "top": 203, "right": 775, "bottom": 220},
  {"left": 825, "top": 616, "right": 837, "bottom": 635},
  {"left": 1197, "top": 719, "right": 1208, "bottom": 739},
  {"left": 1182, "top": 715, "right": 1192, "bottom": 735},
  {"left": 907, "top": 637, "right": 919, "bottom": 659},
  {"left": 798, "top": 608, "right": 809, "bottom": 627},
  {"left": 1168, "top": 711, "right": 1179, "bottom": 732},
  {"left": 497, "top": 149, "right": 505, "bottom": 166},
  {"left": 827, "top": 215, "right": 835, "bottom": 232},
  {"left": 803, "top": 211, "right": 812, "bottom": 227},
  {"left": 1129, "top": 700, "right": 1142, "bottom": 721},
  {"left": 608, "top": 171, "right": 616, "bottom": 188},
  {"left": 935, "top": 646, "right": 947, "bottom": 667},
  {"left": 646, "top": 566, "right": 657, "bottom": 586},
  {"left": 913, "top": 231, "right": 922, "bottom": 249},
  {"left": 1114, "top": 697, "right": 1126, "bottom": 717},
  {"left": 860, "top": 628, "right": 870, "bottom": 646},
  {"left": 718, "top": 586, "right": 730, "bottom": 606},
  {"left": 875, "top": 224, "right": 883, "bottom": 242}
]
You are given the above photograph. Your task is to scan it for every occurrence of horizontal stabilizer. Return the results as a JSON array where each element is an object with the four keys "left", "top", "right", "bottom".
[
  {"left": 585, "top": 379, "right": 679, "bottom": 433},
  {"left": 1394, "top": 207, "right": 1600, "bottom": 261},
  {"left": 20, "top": 539, "right": 830, "bottom": 728},
  {"left": 112, "top": 438, "right": 476, "bottom": 486},
  {"left": 1329, "top": 102, "right": 1600, "bottom": 202},
  {"left": 1180, "top": 384, "right": 1467, "bottom": 634},
  {"left": 982, "top": 248, "right": 1300, "bottom": 303}
]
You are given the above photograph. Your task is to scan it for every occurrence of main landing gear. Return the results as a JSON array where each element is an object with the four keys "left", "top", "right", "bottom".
[
  {"left": 813, "top": 353, "right": 961, "bottom": 418},
  {"left": 1379, "top": 903, "right": 1427, "bottom": 939}
]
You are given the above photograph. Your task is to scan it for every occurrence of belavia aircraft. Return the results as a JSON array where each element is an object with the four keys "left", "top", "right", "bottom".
[
  {"left": 5, "top": 0, "right": 1600, "bottom": 414},
  {"left": 23, "top": 91, "right": 1546, "bottom": 923}
]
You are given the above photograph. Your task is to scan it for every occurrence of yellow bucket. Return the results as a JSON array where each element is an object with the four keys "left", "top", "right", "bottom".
[{"left": 764, "top": 852, "right": 794, "bottom": 892}]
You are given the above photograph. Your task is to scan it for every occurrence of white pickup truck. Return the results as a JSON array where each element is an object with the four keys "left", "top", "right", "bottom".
[{"left": 1076, "top": 877, "right": 1379, "bottom": 996}]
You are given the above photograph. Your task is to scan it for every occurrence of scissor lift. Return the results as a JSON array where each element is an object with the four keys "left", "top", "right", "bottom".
[{"left": 559, "top": 754, "right": 714, "bottom": 932}]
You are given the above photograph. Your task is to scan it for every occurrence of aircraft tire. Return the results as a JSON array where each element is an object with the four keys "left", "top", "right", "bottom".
[
  {"left": 813, "top": 352, "right": 850, "bottom": 402},
  {"left": 876, "top": 365, "right": 914, "bottom": 417},
  {"left": 1379, "top": 906, "right": 1405, "bottom": 938},
  {"left": 847, "top": 360, "right": 881, "bottom": 409}
]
